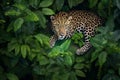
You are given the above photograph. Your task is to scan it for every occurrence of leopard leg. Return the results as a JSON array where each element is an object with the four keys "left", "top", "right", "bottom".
[
  {"left": 50, "top": 35, "right": 58, "bottom": 48},
  {"left": 76, "top": 30, "right": 92, "bottom": 55}
]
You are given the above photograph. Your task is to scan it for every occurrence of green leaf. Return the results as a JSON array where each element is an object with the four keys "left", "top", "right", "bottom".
[
  {"left": 111, "top": 30, "right": 120, "bottom": 41},
  {"left": 34, "top": 34, "right": 50, "bottom": 47},
  {"left": 8, "top": 39, "right": 18, "bottom": 52},
  {"left": 60, "top": 40, "right": 71, "bottom": 51},
  {"left": 98, "top": 52, "right": 107, "bottom": 66},
  {"left": 42, "top": 8, "right": 55, "bottom": 15},
  {"left": 28, "top": 53, "right": 36, "bottom": 61},
  {"left": 7, "top": 21, "right": 14, "bottom": 32},
  {"left": 75, "top": 57, "right": 85, "bottom": 63},
  {"left": 24, "top": 9, "right": 39, "bottom": 21},
  {"left": 39, "top": 0, "right": 54, "bottom": 7},
  {"left": 60, "top": 72, "right": 69, "bottom": 80},
  {"left": 15, "top": 44, "right": 20, "bottom": 55},
  {"left": 52, "top": 72, "right": 60, "bottom": 80},
  {"left": 14, "top": 18, "right": 24, "bottom": 32},
  {"left": 29, "top": 0, "right": 40, "bottom": 8},
  {"left": 34, "top": 34, "right": 43, "bottom": 45},
  {"left": 69, "top": 72, "right": 77, "bottom": 80},
  {"left": 5, "top": 9, "right": 21, "bottom": 16},
  {"left": 64, "top": 55, "right": 73, "bottom": 66},
  {"left": 48, "top": 46, "right": 62, "bottom": 57},
  {"left": 116, "top": 0, "right": 120, "bottom": 9},
  {"left": 68, "top": 0, "right": 73, "bottom": 8},
  {"left": 90, "top": 48, "right": 102, "bottom": 62},
  {"left": 74, "top": 64, "right": 84, "bottom": 70},
  {"left": 75, "top": 70, "right": 86, "bottom": 77},
  {"left": 68, "top": 0, "right": 84, "bottom": 8},
  {"left": 89, "top": 0, "right": 98, "bottom": 8},
  {"left": 55, "top": 0, "right": 64, "bottom": 10},
  {"left": 13, "top": 3, "right": 26, "bottom": 10},
  {"left": 36, "top": 11, "right": 47, "bottom": 28},
  {"left": 105, "top": 16, "right": 115, "bottom": 32},
  {"left": 37, "top": 55, "right": 49, "bottom": 65},
  {"left": 21, "top": 45, "right": 27, "bottom": 58},
  {"left": 6, "top": 73, "right": 19, "bottom": 80}
]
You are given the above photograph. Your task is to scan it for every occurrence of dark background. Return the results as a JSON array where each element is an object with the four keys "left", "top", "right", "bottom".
[{"left": 0, "top": 0, "right": 120, "bottom": 80}]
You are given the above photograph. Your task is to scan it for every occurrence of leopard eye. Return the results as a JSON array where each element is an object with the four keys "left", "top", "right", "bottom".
[{"left": 50, "top": 16, "right": 55, "bottom": 21}]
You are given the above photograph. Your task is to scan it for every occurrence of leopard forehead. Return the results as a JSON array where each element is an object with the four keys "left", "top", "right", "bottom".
[{"left": 50, "top": 12, "right": 69, "bottom": 25}]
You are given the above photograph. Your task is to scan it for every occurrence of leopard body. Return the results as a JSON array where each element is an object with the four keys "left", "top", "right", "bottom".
[{"left": 50, "top": 10, "right": 102, "bottom": 55}]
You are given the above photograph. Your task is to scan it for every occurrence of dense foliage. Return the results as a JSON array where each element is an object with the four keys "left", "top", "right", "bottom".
[{"left": 0, "top": 0, "right": 120, "bottom": 80}]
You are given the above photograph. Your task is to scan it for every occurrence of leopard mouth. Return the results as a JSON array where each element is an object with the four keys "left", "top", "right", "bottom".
[{"left": 58, "top": 35, "right": 65, "bottom": 40}]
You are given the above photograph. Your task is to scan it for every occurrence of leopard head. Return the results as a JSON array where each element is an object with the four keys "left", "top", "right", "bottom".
[{"left": 50, "top": 12, "right": 72, "bottom": 40}]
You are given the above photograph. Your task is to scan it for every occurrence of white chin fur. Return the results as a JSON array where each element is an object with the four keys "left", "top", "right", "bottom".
[{"left": 58, "top": 36, "right": 65, "bottom": 40}]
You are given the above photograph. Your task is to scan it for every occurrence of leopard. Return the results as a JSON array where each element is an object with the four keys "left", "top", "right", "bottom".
[{"left": 49, "top": 10, "right": 102, "bottom": 55}]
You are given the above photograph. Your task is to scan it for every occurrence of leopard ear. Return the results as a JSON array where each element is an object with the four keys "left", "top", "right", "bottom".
[{"left": 50, "top": 16, "right": 55, "bottom": 21}]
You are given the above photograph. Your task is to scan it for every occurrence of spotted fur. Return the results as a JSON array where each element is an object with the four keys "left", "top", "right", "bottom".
[{"left": 50, "top": 10, "right": 102, "bottom": 55}]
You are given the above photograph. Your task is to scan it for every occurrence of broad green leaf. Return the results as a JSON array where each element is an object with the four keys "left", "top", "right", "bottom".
[
  {"left": 98, "top": 52, "right": 107, "bottom": 66},
  {"left": 60, "top": 40, "right": 71, "bottom": 51},
  {"left": 89, "top": 0, "right": 98, "bottom": 8},
  {"left": 68, "top": 0, "right": 83, "bottom": 8},
  {"left": 28, "top": 53, "right": 36, "bottom": 61},
  {"left": 69, "top": 72, "right": 77, "bottom": 80},
  {"left": 55, "top": 0, "right": 64, "bottom": 10},
  {"left": 68, "top": 0, "right": 73, "bottom": 8},
  {"left": 29, "top": 0, "right": 40, "bottom": 8},
  {"left": 75, "top": 57, "right": 85, "bottom": 63},
  {"left": 37, "top": 55, "right": 49, "bottom": 65},
  {"left": 59, "top": 72, "right": 69, "bottom": 80},
  {"left": 52, "top": 72, "right": 60, "bottom": 80},
  {"left": 0, "top": 19, "right": 5, "bottom": 23},
  {"left": 21, "top": 45, "right": 27, "bottom": 58},
  {"left": 42, "top": 8, "right": 55, "bottom": 15},
  {"left": 34, "top": 34, "right": 43, "bottom": 45},
  {"left": 98, "top": 2, "right": 104, "bottom": 9},
  {"left": 48, "top": 46, "right": 62, "bottom": 57},
  {"left": 14, "top": 18, "right": 24, "bottom": 32},
  {"left": 5, "top": 10, "right": 21, "bottom": 16},
  {"left": 111, "top": 30, "right": 120, "bottom": 41},
  {"left": 25, "top": 45, "right": 30, "bottom": 54},
  {"left": 24, "top": 9, "right": 39, "bottom": 21},
  {"left": 36, "top": 11, "right": 47, "bottom": 28},
  {"left": 105, "top": 16, "right": 114, "bottom": 33},
  {"left": 15, "top": 44, "right": 20, "bottom": 55},
  {"left": 64, "top": 55, "right": 73, "bottom": 66},
  {"left": 13, "top": 3, "right": 26, "bottom": 10},
  {"left": 39, "top": 0, "right": 54, "bottom": 7},
  {"left": 90, "top": 48, "right": 103, "bottom": 62},
  {"left": 116, "top": 0, "right": 120, "bottom": 9},
  {"left": 6, "top": 73, "right": 19, "bottom": 80},
  {"left": 75, "top": 70, "right": 86, "bottom": 77},
  {"left": 101, "top": 0, "right": 109, "bottom": 6},
  {"left": 34, "top": 34, "right": 49, "bottom": 47},
  {"left": 74, "top": 64, "right": 84, "bottom": 70},
  {"left": 7, "top": 21, "right": 14, "bottom": 32},
  {"left": 8, "top": 40, "right": 18, "bottom": 52}
]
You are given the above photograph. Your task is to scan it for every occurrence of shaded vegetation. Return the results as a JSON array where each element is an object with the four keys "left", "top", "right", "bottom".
[{"left": 0, "top": 0, "right": 120, "bottom": 80}]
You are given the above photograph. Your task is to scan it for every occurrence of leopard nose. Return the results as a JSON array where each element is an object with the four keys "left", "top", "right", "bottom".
[{"left": 60, "top": 33, "right": 64, "bottom": 37}]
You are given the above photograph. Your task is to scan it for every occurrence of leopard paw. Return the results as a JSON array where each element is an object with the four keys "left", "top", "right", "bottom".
[
  {"left": 49, "top": 40, "right": 55, "bottom": 48},
  {"left": 76, "top": 48, "right": 85, "bottom": 55}
]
